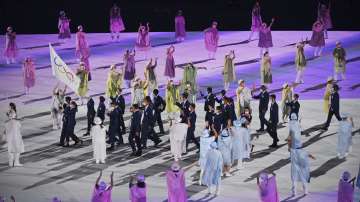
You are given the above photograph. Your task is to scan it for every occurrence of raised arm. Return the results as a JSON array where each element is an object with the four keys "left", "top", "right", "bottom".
[
  {"left": 53, "top": 82, "right": 60, "bottom": 94},
  {"left": 110, "top": 171, "right": 114, "bottom": 188},
  {"left": 269, "top": 18, "right": 275, "bottom": 29},
  {"left": 146, "top": 22, "right": 150, "bottom": 32},
  {"left": 95, "top": 170, "right": 102, "bottom": 186},
  {"left": 230, "top": 50, "right": 235, "bottom": 59}
]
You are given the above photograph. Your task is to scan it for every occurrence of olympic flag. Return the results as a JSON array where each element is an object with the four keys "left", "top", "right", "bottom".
[{"left": 49, "top": 44, "right": 80, "bottom": 95}]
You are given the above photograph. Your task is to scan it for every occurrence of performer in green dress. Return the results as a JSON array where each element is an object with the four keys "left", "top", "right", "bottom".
[
  {"left": 333, "top": 41, "right": 346, "bottom": 81},
  {"left": 260, "top": 52, "right": 272, "bottom": 85},
  {"left": 105, "top": 64, "right": 123, "bottom": 99},
  {"left": 295, "top": 41, "right": 307, "bottom": 84},
  {"left": 165, "top": 80, "right": 180, "bottom": 126},
  {"left": 76, "top": 62, "right": 89, "bottom": 105}
]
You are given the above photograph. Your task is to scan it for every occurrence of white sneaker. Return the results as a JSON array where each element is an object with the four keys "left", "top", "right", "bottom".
[
  {"left": 14, "top": 163, "right": 23, "bottom": 167},
  {"left": 96, "top": 160, "right": 100, "bottom": 164},
  {"left": 225, "top": 172, "right": 232, "bottom": 177},
  {"left": 101, "top": 160, "right": 105, "bottom": 164}
]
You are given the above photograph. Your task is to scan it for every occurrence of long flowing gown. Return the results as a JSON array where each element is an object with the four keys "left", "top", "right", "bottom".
[
  {"left": 280, "top": 87, "right": 292, "bottom": 119},
  {"left": 323, "top": 83, "right": 332, "bottom": 113},
  {"left": 106, "top": 69, "right": 122, "bottom": 98},
  {"left": 318, "top": 4, "right": 332, "bottom": 29},
  {"left": 309, "top": 22, "right": 325, "bottom": 47},
  {"left": 91, "top": 186, "right": 112, "bottom": 202},
  {"left": 199, "top": 130, "right": 215, "bottom": 170},
  {"left": 290, "top": 148, "right": 310, "bottom": 184},
  {"left": 289, "top": 119, "right": 302, "bottom": 149},
  {"left": 182, "top": 64, "right": 197, "bottom": 93},
  {"left": 204, "top": 27, "right": 219, "bottom": 53},
  {"left": 75, "top": 31, "right": 90, "bottom": 59},
  {"left": 231, "top": 126, "right": 244, "bottom": 162},
  {"left": 165, "top": 84, "right": 180, "bottom": 114},
  {"left": 202, "top": 148, "right": 223, "bottom": 186},
  {"left": 23, "top": 59, "right": 36, "bottom": 89},
  {"left": 175, "top": 15, "right": 186, "bottom": 39},
  {"left": 258, "top": 27, "right": 273, "bottom": 48},
  {"left": 333, "top": 47, "right": 346, "bottom": 73},
  {"left": 124, "top": 54, "right": 136, "bottom": 81},
  {"left": 258, "top": 176, "right": 279, "bottom": 202},
  {"left": 295, "top": 44, "right": 306, "bottom": 71},
  {"left": 166, "top": 169, "right": 187, "bottom": 202},
  {"left": 251, "top": 5, "right": 262, "bottom": 31},
  {"left": 5, "top": 118, "right": 25, "bottom": 154},
  {"left": 261, "top": 55, "right": 272, "bottom": 84},
  {"left": 58, "top": 16, "right": 71, "bottom": 39},
  {"left": 76, "top": 69, "right": 89, "bottom": 97},
  {"left": 110, "top": 7, "right": 125, "bottom": 33},
  {"left": 218, "top": 133, "right": 233, "bottom": 166},
  {"left": 223, "top": 56, "right": 236, "bottom": 83},
  {"left": 135, "top": 28, "right": 151, "bottom": 51},
  {"left": 169, "top": 123, "right": 188, "bottom": 160},
  {"left": 91, "top": 125, "right": 107, "bottom": 162},
  {"left": 338, "top": 179, "right": 354, "bottom": 202},
  {"left": 337, "top": 120, "right": 352, "bottom": 158},
  {"left": 4, "top": 32, "right": 18, "bottom": 58},
  {"left": 164, "top": 49, "right": 176, "bottom": 78},
  {"left": 130, "top": 185, "right": 146, "bottom": 202}
]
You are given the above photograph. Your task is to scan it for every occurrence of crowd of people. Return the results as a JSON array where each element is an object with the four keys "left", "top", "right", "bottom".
[{"left": 1, "top": 0, "right": 359, "bottom": 201}]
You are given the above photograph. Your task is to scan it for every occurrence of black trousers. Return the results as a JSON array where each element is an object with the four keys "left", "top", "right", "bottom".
[
  {"left": 65, "top": 124, "right": 79, "bottom": 143},
  {"left": 259, "top": 109, "right": 267, "bottom": 130},
  {"left": 266, "top": 121, "right": 278, "bottom": 145},
  {"left": 141, "top": 126, "right": 160, "bottom": 147},
  {"left": 87, "top": 113, "right": 95, "bottom": 134},
  {"left": 154, "top": 112, "right": 165, "bottom": 133},
  {"left": 324, "top": 109, "right": 342, "bottom": 128},
  {"left": 129, "top": 131, "right": 142, "bottom": 153},
  {"left": 59, "top": 123, "right": 67, "bottom": 145},
  {"left": 186, "top": 128, "right": 200, "bottom": 150},
  {"left": 119, "top": 114, "right": 126, "bottom": 133}
]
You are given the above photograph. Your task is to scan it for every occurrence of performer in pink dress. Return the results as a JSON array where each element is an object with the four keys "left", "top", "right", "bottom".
[
  {"left": 58, "top": 11, "right": 71, "bottom": 41},
  {"left": 129, "top": 175, "right": 147, "bottom": 202},
  {"left": 23, "top": 57, "right": 35, "bottom": 94},
  {"left": 175, "top": 10, "right": 186, "bottom": 42},
  {"left": 75, "top": 25, "right": 91, "bottom": 80},
  {"left": 166, "top": 162, "right": 187, "bottom": 202},
  {"left": 309, "top": 20, "right": 325, "bottom": 57},
  {"left": 135, "top": 23, "right": 151, "bottom": 59},
  {"left": 248, "top": 1, "right": 262, "bottom": 41},
  {"left": 109, "top": 4, "right": 125, "bottom": 40},
  {"left": 317, "top": 2, "right": 332, "bottom": 39},
  {"left": 124, "top": 49, "right": 136, "bottom": 88},
  {"left": 4, "top": 27, "right": 18, "bottom": 64},
  {"left": 258, "top": 18, "right": 275, "bottom": 58},
  {"left": 257, "top": 172, "right": 279, "bottom": 202},
  {"left": 204, "top": 21, "right": 219, "bottom": 59},
  {"left": 164, "top": 45, "right": 176, "bottom": 79},
  {"left": 91, "top": 171, "right": 113, "bottom": 202}
]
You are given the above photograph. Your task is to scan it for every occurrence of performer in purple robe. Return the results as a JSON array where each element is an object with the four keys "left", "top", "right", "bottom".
[
  {"left": 22, "top": 57, "right": 36, "bottom": 94},
  {"left": 110, "top": 4, "right": 125, "bottom": 40},
  {"left": 75, "top": 25, "right": 90, "bottom": 59},
  {"left": 309, "top": 20, "right": 325, "bottom": 57},
  {"left": 58, "top": 11, "right": 71, "bottom": 40},
  {"left": 204, "top": 21, "right": 219, "bottom": 59},
  {"left": 135, "top": 23, "right": 151, "bottom": 59},
  {"left": 257, "top": 172, "right": 279, "bottom": 202},
  {"left": 164, "top": 45, "right": 176, "bottom": 78},
  {"left": 52, "top": 197, "right": 61, "bottom": 202},
  {"left": 91, "top": 171, "right": 113, "bottom": 202},
  {"left": 258, "top": 18, "right": 275, "bottom": 58},
  {"left": 248, "top": 1, "right": 262, "bottom": 41},
  {"left": 175, "top": 10, "right": 186, "bottom": 42},
  {"left": 338, "top": 171, "right": 355, "bottom": 202},
  {"left": 317, "top": 2, "right": 332, "bottom": 39},
  {"left": 123, "top": 49, "right": 136, "bottom": 88},
  {"left": 166, "top": 162, "right": 187, "bottom": 202},
  {"left": 4, "top": 27, "right": 18, "bottom": 64},
  {"left": 129, "top": 175, "right": 147, "bottom": 202}
]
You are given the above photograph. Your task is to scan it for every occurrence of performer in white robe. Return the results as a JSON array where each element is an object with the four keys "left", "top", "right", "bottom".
[
  {"left": 337, "top": 113, "right": 353, "bottom": 159},
  {"left": 288, "top": 113, "right": 302, "bottom": 149},
  {"left": 218, "top": 128, "right": 233, "bottom": 177},
  {"left": 131, "top": 77, "right": 145, "bottom": 106},
  {"left": 91, "top": 117, "right": 107, "bottom": 164},
  {"left": 199, "top": 125, "right": 215, "bottom": 185},
  {"left": 202, "top": 141, "right": 223, "bottom": 195},
  {"left": 232, "top": 118, "right": 249, "bottom": 169},
  {"left": 288, "top": 136, "right": 315, "bottom": 196},
  {"left": 5, "top": 106, "right": 24, "bottom": 167},
  {"left": 169, "top": 121, "right": 188, "bottom": 161},
  {"left": 51, "top": 83, "right": 66, "bottom": 130}
]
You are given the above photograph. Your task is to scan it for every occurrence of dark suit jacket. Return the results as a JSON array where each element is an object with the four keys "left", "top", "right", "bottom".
[
  {"left": 97, "top": 102, "right": 106, "bottom": 121},
  {"left": 176, "top": 100, "right": 190, "bottom": 123},
  {"left": 215, "top": 96, "right": 228, "bottom": 109},
  {"left": 205, "top": 110, "right": 215, "bottom": 126},
  {"left": 330, "top": 92, "right": 340, "bottom": 112},
  {"left": 115, "top": 95, "right": 125, "bottom": 114},
  {"left": 142, "top": 105, "right": 155, "bottom": 130},
  {"left": 213, "top": 113, "right": 225, "bottom": 132},
  {"left": 253, "top": 91, "right": 269, "bottom": 112},
  {"left": 87, "top": 98, "right": 96, "bottom": 116},
  {"left": 287, "top": 100, "right": 300, "bottom": 117},
  {"left": 269, "top": 102, "right": 279, "bottom": 125},
  {"left": 153, "top": 95, "right": 166, "bottom": 114},
  {"left": 108, "top": 107, "right": 120, "bottom": 133},
  {"left": 188, "top": 111, "right": 197, "bottom": 130},
  {"left": 130, "top": 110, "right": 142, "bottom": 133},
  {"left": 204, "top": 93, "right": 215, "bottom": 112}
]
